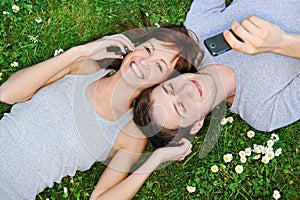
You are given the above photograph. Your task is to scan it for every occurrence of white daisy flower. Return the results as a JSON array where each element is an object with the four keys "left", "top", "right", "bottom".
[
  {"left": 10, "top": 61, "right": 18, "bottom": 67},
  {"left": 63, "top": 187, "right": 68, "bottom": 194},
  {"left": 227, "top": 116, "right": 234, "bottom": 123},
  {"left": 262, "top": 146, "right": 268, "bottom": 154},
  {"left": 253, "top": 144, "right": 262, "bottom": 154},
  {"left": 211, "top": 165, "right": 219, "bottom": 173},
  {"left": 220, "top": 117, "right": 227, "bottom": 125},
  {"left": 239, "top": 150, "right": 246, "bottom": 157},
  {"left": 186, "top": 185, "right": 196, "bottom": 193},
  {"left": 267, "top": 140, "right": 274, "bottom": 147},
  {"left": 267, "top": 151, "right": 275, "bottom": 160},
  {"left": 253, "top": 154, "right": 261, "bottom": 160},
  {"left": 29, "top": 35, "right": 39, "bottom": 43},
  {"left": 267, "top": 147, "right": 274, "bottom": 154},
  {"left": 223, "top": 153, "right": 233, "bottom": 163},
  {"left": 245, "top": 148, "right": 252, "bottom": 156},
  {"left": 240, "top": 156, "right": 247, "bottom": 163},
  {"left": 35, "top": 17, "right": 42, "bottom": 23},
  {"left": 247, "top": 130, "right": 255, "bottom": 138},
  {"left": 261, "top": 155, "right": 270, "bottom": 164},
  {"left": 235, "top": 165, "right": 244, "bottom": 174},
  {"left": 273, "top": 190, "right": 281, "bottom": 199},
  {"left": 154, "top": 22, "right": 160, "bottom": 27},
  {"left": 12, "top": 5, "right": 20, "bottom": 13},
  {"left": 3, "top": 11, "right": 9, "bottom": 15},
  {"left": 275, "top": 148, "right": 282, "bottom": 157},
  {"left": 271, "top": 133, "right": 279, "bottom": 142},
  {"left": 54, "top": 49, "right": 64, "bottom": 57},
  {"left": 145, "top": 12, "right": 149, "bottom": 17}
]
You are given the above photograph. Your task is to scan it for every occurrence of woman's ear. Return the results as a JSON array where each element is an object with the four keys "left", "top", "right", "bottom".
[{"left": 189, "top": 119, "right": 204, "bottom": 135}]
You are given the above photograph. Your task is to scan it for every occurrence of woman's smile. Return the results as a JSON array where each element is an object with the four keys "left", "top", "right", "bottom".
[{"left": 130, "top": 61, "right": 144, "bottom": 79}]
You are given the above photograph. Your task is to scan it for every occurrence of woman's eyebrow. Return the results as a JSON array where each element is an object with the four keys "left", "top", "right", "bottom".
[
  {"left": 150, "top": 42, "right": 169, "bottom": 68},
  {"left": 160, "top": 59, "right": 168, "bottom": 68},
  {"left": 150, "top": 42, "right": 155, "bottom": 51}
]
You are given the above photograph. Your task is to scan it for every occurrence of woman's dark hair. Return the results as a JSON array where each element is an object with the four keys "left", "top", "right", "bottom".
[
  {"left": 132, "top": 85, "right": 195, "bottom": 149},
  {"left": 97, "top": 24, "right": 202, "bottom": 74},
  {"left": 126, "top": 24, "right": 202, "bottom": 73}
]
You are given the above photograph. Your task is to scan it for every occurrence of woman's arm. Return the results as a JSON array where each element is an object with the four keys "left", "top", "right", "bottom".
[
  {"left": 90, "top": 138, "right": 192, "bottom": 200},
  {"left": 0, "top": 47, "right": 84, "bottom": 104},
  {"left": 224, "top": 16, "right": 300, "bottom": 58},
  {"left": 90, "top": 126, "right": 148, "bottom": 199},
  {"left": 0, "top": 34, "right": 134, "bottom": 104}
]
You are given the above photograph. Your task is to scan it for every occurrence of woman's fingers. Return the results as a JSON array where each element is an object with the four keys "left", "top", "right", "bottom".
[{"left": 107, "top": 34, "right": 135, "bottom": 54}]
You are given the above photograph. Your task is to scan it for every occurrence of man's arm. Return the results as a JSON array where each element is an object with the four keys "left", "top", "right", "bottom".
[
  {"left": 224, "top": 16, "right": 300, "bottom": 58},
  {"left": 186, "top": 0, "right": 227, "bottom": 18}
]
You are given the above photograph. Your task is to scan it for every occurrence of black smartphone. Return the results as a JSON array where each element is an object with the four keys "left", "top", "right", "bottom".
[
  {"left": 204, "top": 29, "right": 243, "bottom": 56},
  {"left": 106, "top": 46, "right": 130, "bottom": 55}
]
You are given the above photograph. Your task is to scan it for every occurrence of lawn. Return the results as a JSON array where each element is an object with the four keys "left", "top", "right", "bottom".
[{"left": 0, "top": 0, "right": 299, "bottom": 199}]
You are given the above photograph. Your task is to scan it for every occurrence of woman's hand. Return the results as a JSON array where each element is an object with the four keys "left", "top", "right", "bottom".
[
  {"left": 223, "top": 16, "right": 286, "bottom": 55},
  {"left": 152, "top": 138, "right": 193, "bottom": 163},
  {"left": 79, "top": 33, "right": 135, "bottom": 60}
]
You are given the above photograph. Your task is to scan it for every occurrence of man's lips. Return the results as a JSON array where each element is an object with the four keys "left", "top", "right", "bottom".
[
  {"left": 191, "top": 80, "right": 202, "bottom": 98},
  {"left": 130, "top": 61, "right": 144, "bottom": 79}
]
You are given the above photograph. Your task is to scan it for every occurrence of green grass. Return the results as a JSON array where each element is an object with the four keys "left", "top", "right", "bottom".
[{"left": 1, "top": 0, "right": 299, "bottom": 199}]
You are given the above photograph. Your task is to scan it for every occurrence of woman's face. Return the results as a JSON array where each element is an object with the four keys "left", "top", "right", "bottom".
[{"left": 120, "top": 38, "right": 179, "bottom": 89}]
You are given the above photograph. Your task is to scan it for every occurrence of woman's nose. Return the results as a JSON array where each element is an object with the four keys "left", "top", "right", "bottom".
[
  {"left": 140, "top": 56, "right": 155, "bottom": 70},
  {"left": 140, "top": 60, "right": 149, "bottom": 69}
]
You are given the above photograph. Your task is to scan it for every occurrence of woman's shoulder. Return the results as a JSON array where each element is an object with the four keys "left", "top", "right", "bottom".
[
  {"left": 69, "top": 58, "right": 101, "bottom": 75},
  {"left": 115, "top": 121, "right": 148, "bottom": 152}
]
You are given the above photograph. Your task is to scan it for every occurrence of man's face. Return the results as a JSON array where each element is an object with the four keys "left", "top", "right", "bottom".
[{"left": 151, "top": 72, "right": 217, "bottom": 132}]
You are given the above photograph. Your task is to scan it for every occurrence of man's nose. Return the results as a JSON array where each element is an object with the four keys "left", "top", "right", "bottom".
[{"left": 178, "top": 83, "right": 195, "bottom": 99}]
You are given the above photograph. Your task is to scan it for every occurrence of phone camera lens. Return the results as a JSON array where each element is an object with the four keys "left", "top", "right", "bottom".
[{"left": 210, "top": 43, "right": 216, "bottom": 48}]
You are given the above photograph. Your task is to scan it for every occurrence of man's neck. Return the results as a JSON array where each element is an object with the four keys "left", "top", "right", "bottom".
[{"left": 201, "top": 64, "right": 236, "bottom": 108}]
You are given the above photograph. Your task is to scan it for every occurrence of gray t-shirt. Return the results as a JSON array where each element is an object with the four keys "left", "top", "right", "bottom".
[
  {"left": 185, "top": 0, "right": 300, "bottom": 131},
  {"left": 0, "top": 69, "right": 132, "bottom": 199}
]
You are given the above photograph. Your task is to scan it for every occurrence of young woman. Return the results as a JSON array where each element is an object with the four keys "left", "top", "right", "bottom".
[{"left": 0, "top": 26, "right": 202, "bottom": 199}]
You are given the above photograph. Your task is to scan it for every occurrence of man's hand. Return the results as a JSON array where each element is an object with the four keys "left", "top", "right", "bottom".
[{"left": 223, "top": 16, "right": 286, "bottom": 55}]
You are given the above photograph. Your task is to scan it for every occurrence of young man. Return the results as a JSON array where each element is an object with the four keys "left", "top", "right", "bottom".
[{"left": 132, "top": 0, "right": 300, "bottom": 149}]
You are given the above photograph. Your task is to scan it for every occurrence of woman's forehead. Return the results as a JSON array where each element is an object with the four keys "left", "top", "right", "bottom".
[{"left": 141, "top": 38, "right": 175, "bottom": 49}]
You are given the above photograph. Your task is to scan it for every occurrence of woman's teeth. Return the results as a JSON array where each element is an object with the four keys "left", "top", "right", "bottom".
[{"left": 131, "top": 62, "right": 144, "bottom": 79}]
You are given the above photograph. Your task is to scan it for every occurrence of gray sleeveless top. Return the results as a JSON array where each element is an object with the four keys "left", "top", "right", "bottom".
[{"left": 0, "top": 69, "right": 133, "bottom": 199}]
